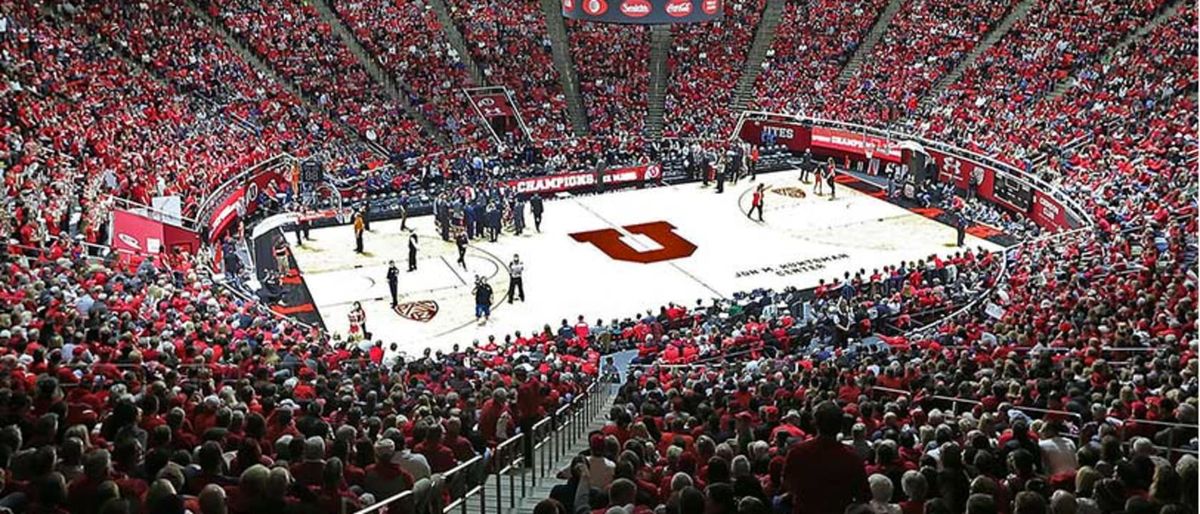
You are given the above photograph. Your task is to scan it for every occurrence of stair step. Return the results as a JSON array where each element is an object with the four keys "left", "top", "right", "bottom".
[
  {"left": 837, "top": 0, "right": 905, "bottom": 84},
  {"left": 731, "top": 0, "right": 785, "bottom": 112},
  {"left": 645, "top": 25, "right": 672, "bottom": 139},
  {"left": 541, "top": 0, "right": 589, "bottom": 136},
  {"left": 916, "top": 0, "right": 1036, "bottom": 111},
  {"left": 309, "top": 0, "right": 449, "bottom": 148}
]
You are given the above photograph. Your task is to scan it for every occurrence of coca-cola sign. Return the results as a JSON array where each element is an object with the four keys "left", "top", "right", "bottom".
[
  {"left": 582, "top": 0, "right": 608, "bottom": 15},
  {"left": 564, "top": 0, "right": 720, "bottom": 23},
  {"left": 665, "top": 0, "right": 692, "bottom": 17},
  {"left": 620, "top": 0, "right": 651, "bottom": 17}
]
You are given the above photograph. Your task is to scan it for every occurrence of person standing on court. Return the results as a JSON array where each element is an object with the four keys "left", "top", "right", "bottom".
[
  {"left": 361, "top": 203, "right": 371, "bottom": 232},
  {"left": 956, "top": 214, "right": 967, "bottom": 247},
  {"left": 473, "top": 276, "right": 493, "bottom": 324},
  {"left": 386, "top": 260, "right": 400, "bottom": 307},
  {"left": 407, "top": 233, "right": 418, "bottom": 272},
  {"left": 512, "top": 198, "right": 526, "bottom": 236},
  {"left": 783, "top": 401, "right": 870, "bottom": 514},
  {"left": 485, "top": 201, "right": 500, "bottom": 242},
  {"left": 508, "top": 254, "right": 525, "bottom": 304},
  {"left": 748, "top": 184, "right": 765, "bottom": 222},
  {"left": 529, "top": 195, "right": 544, "bottom": 233},
  {"left": 801, "top": 148, "right": 814, "bottom": 183},
  {"left": 715, "top": 155, "right": 727, "bottom": 194},
  {"left": 827, "top": 159, "right": 838, "bottom": 200},
  {"left": 353, "top": 212, "right": 365, "bottom": 254},
  {"left": 455, "top": 231, "right": 468, "bottom": 269},
  {"left": 748, "top": 143, "right": 759, "bottom": 181}
]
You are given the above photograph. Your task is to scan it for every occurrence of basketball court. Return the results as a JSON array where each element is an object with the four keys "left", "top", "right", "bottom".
[{"left": 290, "top": 170, "right": 1003, "bottom": 353}]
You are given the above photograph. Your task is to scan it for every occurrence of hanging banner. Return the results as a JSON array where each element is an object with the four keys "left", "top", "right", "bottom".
[
  {"left": 467, "top": 92, "right": 517, "bottom": 118},
  {"left": 564, "top": 0, "right": 724, "bottom": 24}
]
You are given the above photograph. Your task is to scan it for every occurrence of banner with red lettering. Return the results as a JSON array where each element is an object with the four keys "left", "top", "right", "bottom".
[
  {"left": 810, "top": 127, "right": 903, "bottom": 163},
  {"left": 507, "top": 164, "right": 661, "bottom": 195},
  {"left": 1028, "top": 191, "right": 1071, "bottom": 232}
]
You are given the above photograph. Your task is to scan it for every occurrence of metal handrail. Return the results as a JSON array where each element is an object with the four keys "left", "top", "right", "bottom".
[{"left": 349, "top": 380, "right": 613, "bottom": 514}]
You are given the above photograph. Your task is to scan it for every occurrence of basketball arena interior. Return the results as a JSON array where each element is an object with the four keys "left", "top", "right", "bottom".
[{"left": 0, "top": 0, "right": 1196, "bottom": 513}]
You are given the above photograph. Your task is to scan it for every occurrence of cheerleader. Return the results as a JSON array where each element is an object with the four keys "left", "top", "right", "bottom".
[{"left": 348, "top": 302, "right": 367, "bottom": 341}]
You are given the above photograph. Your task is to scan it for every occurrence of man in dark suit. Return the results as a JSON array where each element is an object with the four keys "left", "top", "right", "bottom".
[
  {"left": 529, "top": 195, "right": 544, "bottom": 232},
  {"left": 956, "top": 214, "right": 967, "bottom": 247},
  {"left": 386, "top": 261, "right": 399, "bottom": 307}
]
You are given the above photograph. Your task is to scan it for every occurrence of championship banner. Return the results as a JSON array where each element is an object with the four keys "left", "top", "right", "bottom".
[
  {"left": 563, "top": 0, "right": 724, "bottom": 24},
  {"left": 810, "top": 127, "right": 903, "bottom": 163},
  {"left": 507, "top": 164, "right": 661, "bottom": 195}
]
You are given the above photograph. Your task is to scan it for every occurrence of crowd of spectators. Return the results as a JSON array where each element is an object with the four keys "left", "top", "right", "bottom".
[
  {"left": 909, "top": 0, "right": 1173, "bottom": 167},
  {"left": 0, "top": 0, "right": 291, "bottom": 245},
  {"left": 751, "top": 0, "right": 889, "bottom": 115},
  {"left": 824, "top": 0, "right": 1016, "bottom": 124},
  {"left": 566, "top": 20, "right": 650, "bottom": 137},
  {"left": 444, "top": 0, "right": 571, "bottom": 140},
  {"left": 201, "top": 0, "right": 433, "bottom": 155},
  {"left": 663, "top": 0, "right": 764, "bottom": 138},
  {"left": 0, "top": 2, "right": 1196, "bottom": 514},
  {"left": 329, "top": 0, "right": 490, "bottom": 149},
  {"left": 0, "top": 240, "right": 610, "bottom": 513}
]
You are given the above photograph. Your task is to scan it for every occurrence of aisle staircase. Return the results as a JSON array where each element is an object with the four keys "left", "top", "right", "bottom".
[
  {"left": 486, "top": 383, "right": 620, "bottom": 514},
  {"left": 731, "top": 0, "right": 787, "bottom": 112},
  {"left": 836, "top": 0, "right": 906, "bottom": 84},
  {"left": 917, "top": 0, "right": 1037, "bottom": 111},
  {"left": 310, "top": 0, "right": 449, "bottom": 148},
  {"left": 541, "top": 0, "right": 590, "bottom": 136},
  {"left": 645, "top": 26, "right": 673, "bottom": 139},
  {"left": 427, "top": 0, "right": 486, "bottom": 86},
  {"left": 182, "top": 0, "right": 387, "bottom": 152}
]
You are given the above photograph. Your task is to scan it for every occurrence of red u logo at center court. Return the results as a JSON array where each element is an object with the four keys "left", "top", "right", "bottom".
[{"left": 570, "top": 221, "right": 697, "bottom": 263}]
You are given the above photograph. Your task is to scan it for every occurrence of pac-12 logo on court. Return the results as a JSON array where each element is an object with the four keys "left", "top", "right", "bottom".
[
  {"left": 570, "top": 221, "right": 697, "bottom": 264},
  {"left": 394, "top": 300, "right": 439, "bottom": 322}
]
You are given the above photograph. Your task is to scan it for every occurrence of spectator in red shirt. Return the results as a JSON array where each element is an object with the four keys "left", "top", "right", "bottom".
[
  {"left": 783, "top": 401, "right": 870, "bottom": 514},
  {"left": 413, "top": 424, "right": 457, "bottom": 474},
  {"left": 515, "top": 367, "right": 542, "bottom": 468}
]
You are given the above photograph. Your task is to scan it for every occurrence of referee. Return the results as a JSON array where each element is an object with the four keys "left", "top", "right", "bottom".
[{"left": 507, "top": 254, "right": 525, "bottom": 303}]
